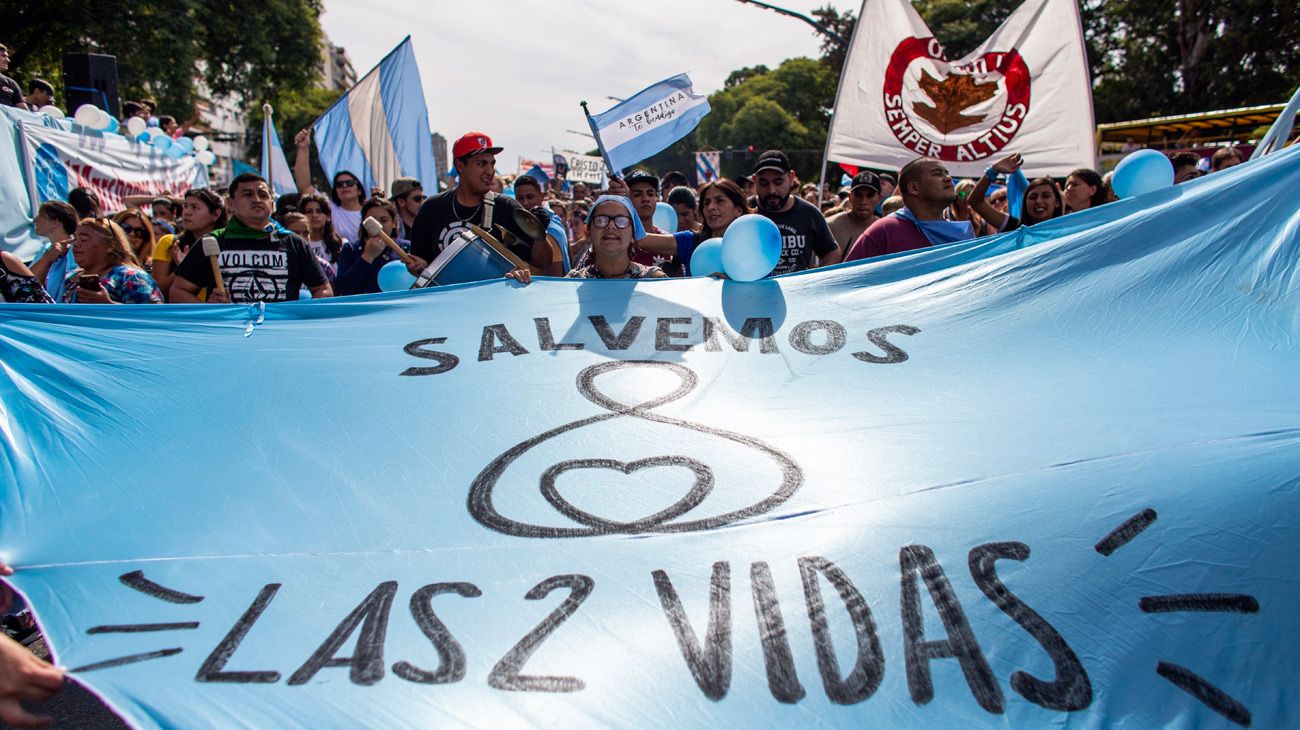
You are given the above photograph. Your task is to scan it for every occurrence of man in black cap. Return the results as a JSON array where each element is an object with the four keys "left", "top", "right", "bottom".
[
  {"left": 752, "top": 150, "right": 841, "bottom": 275},
  {"left": 826, "top": 171, "right": 882, "bottom": 255}
]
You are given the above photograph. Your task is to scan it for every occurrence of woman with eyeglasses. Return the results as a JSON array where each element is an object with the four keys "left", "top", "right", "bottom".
[
  {"left": 111, "top": 208, "right": 156, "bottom": 273},
  {"left": 506, "top": 196, "right": 666, "bottom": 283},
  {"left": 293, "top": 128, "right": 364, "bottom": 243},
  {"left": 60, "top": 218, "right": 163, "bottom": 304},
  {"left": 152, "top": 188, "right": 226, "bottom": 297},
  {"left": 297, "top": 193, "right": 345, "bottom": 280}
]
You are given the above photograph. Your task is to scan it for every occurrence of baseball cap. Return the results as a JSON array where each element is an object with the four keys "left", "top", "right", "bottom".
[
  {"left": 878, "top": 171, "right": 898, "bottom": 187},
  {"left": 623, "top": 169, "right": 660, "bottom": 189},
  {"left": 389, "top": 177, "right": 422, "bottom": 199},
  {"left": 850, "top": 171, "right": 881, "bottom": 194},
  {"left": 452, "top": 132, "right": 502, "bottom": 160},
  {"left": 753, "top": 150, "right": 791, "bottom": 175}
]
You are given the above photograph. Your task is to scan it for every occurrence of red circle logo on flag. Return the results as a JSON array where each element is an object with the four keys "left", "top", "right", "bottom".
[{"left": 882, "top": 37, "right": 1031, "bottom": 162}]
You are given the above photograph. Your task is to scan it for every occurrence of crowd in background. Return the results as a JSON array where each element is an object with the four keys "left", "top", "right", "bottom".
[{"left": 0, "top": 121, "right": 1249, "bottom": 304}]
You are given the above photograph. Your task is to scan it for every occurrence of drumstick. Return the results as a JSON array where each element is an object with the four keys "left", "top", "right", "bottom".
[
  {"left": 361, "top": 217, "right": 414, "bottom": 265},
  {"left": 200, "top": 235, "right": 227, "bottom": 299}
]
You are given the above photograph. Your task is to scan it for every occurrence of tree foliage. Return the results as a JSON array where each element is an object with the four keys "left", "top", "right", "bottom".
[{"left": 1, "top": 0, "right": 324, "bottom": 121}]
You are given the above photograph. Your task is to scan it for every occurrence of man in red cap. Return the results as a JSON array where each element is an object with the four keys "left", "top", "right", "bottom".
[{"left": 407, "top": 132, "right": 553, "bottom": 273}]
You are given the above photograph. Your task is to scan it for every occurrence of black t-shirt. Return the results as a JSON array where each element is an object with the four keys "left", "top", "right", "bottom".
[
  {"left": 0, "top": 76, "right": 23, "bottom": 108},
  {"left": 760, "top": 196, "right": 839, "bottom": 276},
  {"left": 409, "top": 190, "right": 536, "bottom": 263},
  {"left": 175, "top": 228, "right": 326, "bottom": 303}
]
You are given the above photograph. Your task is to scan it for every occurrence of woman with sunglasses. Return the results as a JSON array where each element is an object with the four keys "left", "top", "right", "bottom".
[
  {"left": 293, "top": 128, "right": 364, "bottom": 243},
  {"left": 506, "top": 196, "right": 666, "bottom": 283},
  {"left": 297, "top": 193, "right": 345, "bottom": 280},
  {"left": 153, "top": 188, "right": 226, "bottom": 297},
  {"left": 60, "top": 218, "right": 163, "bottom": 304},
  {"left": 111, "top": 208, "right": 156, "bottom": 273}
]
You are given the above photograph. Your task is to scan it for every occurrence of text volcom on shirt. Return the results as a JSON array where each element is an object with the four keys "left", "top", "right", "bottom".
[{"left": 221, "top": 250, "right": 288, "bottom": 302}]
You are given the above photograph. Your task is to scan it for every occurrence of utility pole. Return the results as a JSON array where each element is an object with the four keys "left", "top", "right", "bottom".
[{"left": 734, "top": 0, "right": 849, "bottom": 48}]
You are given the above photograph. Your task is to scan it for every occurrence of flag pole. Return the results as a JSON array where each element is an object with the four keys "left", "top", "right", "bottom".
[
  {"left": 580, "top": 101, "right": 619, "bottom": 179},
  {"left": 261, "top": 103, "right": 274, "bottom": 193}
]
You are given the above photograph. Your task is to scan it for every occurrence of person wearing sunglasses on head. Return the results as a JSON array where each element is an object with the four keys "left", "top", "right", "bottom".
[
  {"left": 388, "top": 177, "right": 425, "bottom": 241},
  {"left": 293, "top": 128, "right": 365, "bottom": 241},
  {"left": 505, "top": 196, "right": 666, "bottom": 284}
]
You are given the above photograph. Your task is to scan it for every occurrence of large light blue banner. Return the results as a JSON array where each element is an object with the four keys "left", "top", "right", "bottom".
[{"left": 0, "top": 146, "right": 1298, "bottom": 728}]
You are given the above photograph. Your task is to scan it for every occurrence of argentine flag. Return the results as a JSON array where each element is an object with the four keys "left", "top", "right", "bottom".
[
  {"left": 588, "top": 73, "right": 710, "bottom": 174},
  {"left": 260, "top": 104, "right": 295, "bottom": 197},
  {"left": 312, "top": 36, "right": 436, "bottom": 192}
]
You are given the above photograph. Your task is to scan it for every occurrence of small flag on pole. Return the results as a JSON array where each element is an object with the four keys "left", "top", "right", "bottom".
[
  {"left": 261, "top": 104, "right": 295, "bottom": 198},
  {"left": 582, "top": 73, "right": 710, "bottom": 176},
  {"left": 695, "top": 150, "right": 720, "bottom": 183}
]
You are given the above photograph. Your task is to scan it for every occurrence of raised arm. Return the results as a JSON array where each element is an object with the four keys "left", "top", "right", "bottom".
[
  {"left": 293, "top": 129, "right": 319, "bottom": 196},
  {"left": 969, "top": 153, "right": 1022, "bottom": 231}
]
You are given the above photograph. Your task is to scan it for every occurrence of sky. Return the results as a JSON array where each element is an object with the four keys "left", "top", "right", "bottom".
[{"left": 319, "top": 0, "right": 855, "bottom": 171}]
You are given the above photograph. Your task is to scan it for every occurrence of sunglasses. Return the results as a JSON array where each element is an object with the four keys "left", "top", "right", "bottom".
[
  {"left": 335, "top": 179, "right": 359, "bottom": 189},
  {"left": 404, "top": 194, "right": 426, "bottom": 203},
  {"left": 120, "top": 224, "right": 146, "bottom": 236},
  {"left": 591, "top": 214, "right": 632, "bottom": 230}
]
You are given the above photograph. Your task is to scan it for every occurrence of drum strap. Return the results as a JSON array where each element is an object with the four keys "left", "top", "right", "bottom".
[{"left": 482, "top": 192, "right": 497, "bottom": 229}]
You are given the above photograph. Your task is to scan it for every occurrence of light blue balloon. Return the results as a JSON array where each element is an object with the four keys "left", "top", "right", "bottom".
[
  {"left": 652, "top": 202, "right": 678, "bottom": 232},
  {"left": 298, "top": 287, "right": 312, "bottom": 300},
  {"left": 104, "top": 116, "right": 119, "bottom": 134},
  {"left": 150, "top": 134, "right": 172, "bottom": 150},
  {"left": 688, "top": 237, "right": 725, "bottom": 277},
  {"left": 174, "top": 137, "right": 195, "bottom": 154},
  {"left": 165, "top": 144, "right": 185, "bottom": 159},
  {"left": 135, "top": 132, "right": 150, "bottom": 143},
  {"left": 720, "top": 214, "right": 783, "bottom": 281},
  {"left": 1112, "top": 149, "right": 1174, "bottom": 198},
  {"left": 377, "top": 260, "right": 416, "bottom": 292},
  {"left": 146, "top": 117, "right": 160, "bottom": 127}
]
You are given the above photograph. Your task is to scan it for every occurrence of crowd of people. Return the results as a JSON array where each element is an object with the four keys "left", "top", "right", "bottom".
[{"left": 0, "top": 121, "right": 1249, "bottom": 306}]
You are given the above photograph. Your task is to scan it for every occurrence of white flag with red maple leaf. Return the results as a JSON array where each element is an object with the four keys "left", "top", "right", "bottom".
[{"left": 825, "top": 0, "right": 1096, "bottom": 178}]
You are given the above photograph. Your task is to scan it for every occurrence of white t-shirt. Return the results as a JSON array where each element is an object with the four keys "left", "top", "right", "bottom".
[{"left": 329, "top": 201, "right": 363, "bottom": 243}]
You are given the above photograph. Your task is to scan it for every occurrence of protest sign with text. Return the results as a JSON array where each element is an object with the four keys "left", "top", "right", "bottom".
[{"left": 2, "top": 147, "right": 1297, "bottom": 728}]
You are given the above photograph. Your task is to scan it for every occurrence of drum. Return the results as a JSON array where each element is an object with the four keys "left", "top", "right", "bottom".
[{"left": 412, "top": 224, "right": 529, "bottom": 288}]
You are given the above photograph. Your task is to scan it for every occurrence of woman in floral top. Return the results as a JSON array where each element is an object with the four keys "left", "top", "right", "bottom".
[{"left": 61, "top": 218, "right": 164, "bottom": 304}]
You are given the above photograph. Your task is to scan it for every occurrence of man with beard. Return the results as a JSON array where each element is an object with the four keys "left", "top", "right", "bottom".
[
  {"left": 752, "top": 150, "right": 841, "bottom": 275},
  {"left": 407, "top": 132, "right": 551, "bottom": 274},
  {"left": 826, "top": 171, "right": 882, "bottom": 255},
  {"left": 845, "top": 157, "right": 972, "bottom": 261}
]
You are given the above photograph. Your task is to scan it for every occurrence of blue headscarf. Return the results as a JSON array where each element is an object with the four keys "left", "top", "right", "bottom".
[{"left": 587, "top": 195, "right": 646, "bottom": 240}]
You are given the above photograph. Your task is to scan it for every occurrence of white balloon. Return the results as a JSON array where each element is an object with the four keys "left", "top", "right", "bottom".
[
  {"left": 90, "top": 107, "right": 113, "bottom": 130},
  {"left": 74, "top": 104, "right": 100, "bottom": 126},
  {"left": 197, "top": 150, "right": 216, "bottom": 165},
  {"left": 146, "top": 126, "right": 166, "bottom": 140},
  {"left": 193, "top": 135, "right": 210, "bottom": 152},
  {"left": 125, "top": 116, "right": 147, "bottom": 137},
  {"left": 39, "top": 105, "right": 64, "bottom": 118}
]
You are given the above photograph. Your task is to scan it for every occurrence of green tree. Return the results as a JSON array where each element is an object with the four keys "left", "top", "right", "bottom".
[{"left": 1, "top": 0, "right": 324, "bottom": 122}]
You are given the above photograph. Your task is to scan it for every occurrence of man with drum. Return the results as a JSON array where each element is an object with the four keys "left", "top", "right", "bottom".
[{"left": 407, "top": 132, "right": 556, "bottom": 275}]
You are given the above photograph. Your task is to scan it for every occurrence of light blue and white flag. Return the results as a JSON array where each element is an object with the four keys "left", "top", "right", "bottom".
[
  {"left": 260, "top": 104, "right": 295, "bottom": 197},
  {"left": 312, "top": 36, "right": 436, "bottom": 192},
  {"left": 695, "top": 150, "right": 720, "bottom": 183},
  {"left": 3, "top": 147, "right": 1300, "bottom": 728},
  {"left": 586, "top": 73, "right": 710, "bottom": 175}
]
